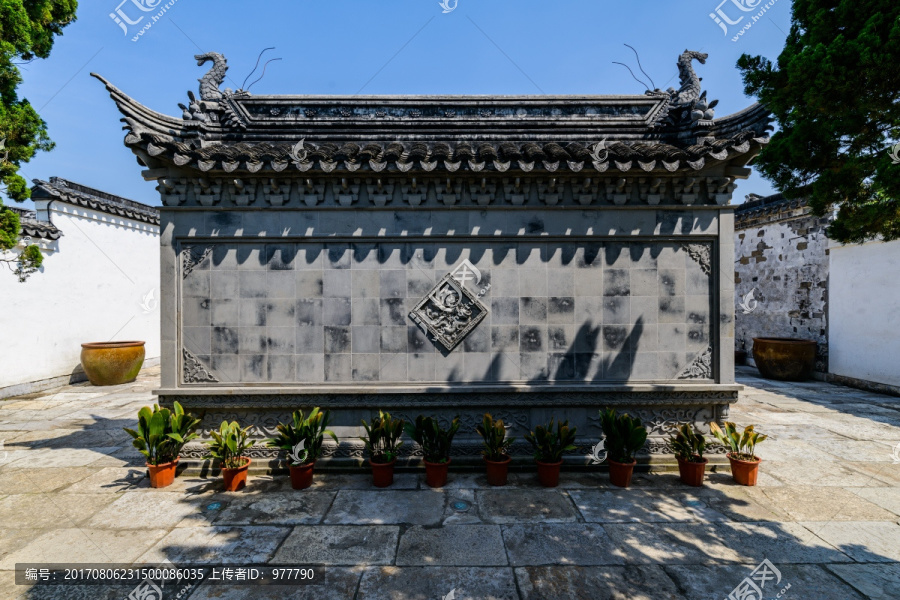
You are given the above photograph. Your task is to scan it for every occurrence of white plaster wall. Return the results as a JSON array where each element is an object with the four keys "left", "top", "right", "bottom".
[
  {"left": 829, "top": 238, "right": 900, "bottom": 388},
  {"left": 0, "top": 201, "right": 160, "bottom": 391}
]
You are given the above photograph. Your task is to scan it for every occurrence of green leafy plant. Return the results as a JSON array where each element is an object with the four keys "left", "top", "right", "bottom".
[
  {"left": 709, "top": 422, "right": 767, "bottom": 462},
  {"left": 360, "top": 411, "right": 405, "bottom": 464},
  {"left": 205, "top": 421, "right": 256, "bottom": 469},
  {"left": 599, "top": 408, "right": 648, "bottom": 463},
  {"left": 667, "top": 423, "right": 707, "bottom": 463},
  {"left": 405, "top": 415, "right": 460, "bottom": 464},
  {"left": 476, "top": 413, "right": 515, "bottom": 461},
  {"left": 124, "top": 401, "right": 200, "bottom": 466},
  {"left": 267, "top": 407, "right": 338, "bottom": 466},
  {"left": 524, "top": 419, "right": 577, "bottom": 463}
]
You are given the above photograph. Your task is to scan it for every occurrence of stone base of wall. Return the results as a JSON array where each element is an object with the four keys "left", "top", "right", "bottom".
[
  {"left": 827, "top": 373, "right": 900, "bottom": 399},
  {"left": 0, "top": 356, "right": 161, "bottom": 400},
  {"left": 159, "top": 384, "right": 740, "bottom": 468}
]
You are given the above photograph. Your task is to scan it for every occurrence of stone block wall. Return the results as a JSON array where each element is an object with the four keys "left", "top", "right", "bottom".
[{"left": 734, "top": 195, "right": 831, "bottom": 372}]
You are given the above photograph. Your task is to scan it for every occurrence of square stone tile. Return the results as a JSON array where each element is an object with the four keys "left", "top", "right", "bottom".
[
  {"left": 762, "top": 459, "right": 893, "bottom": 487},
  {"left": 0, "top": 466, "right": 98, "bottom": 494},
  {"left": 695, "top": 486, "right": 790, "bottom": 522},
  {"left": 503, "top": 523, "right": 625, "bottom": 566},
  {"left": 57, "top": 467, "right": 147, "bottom": 494},
  {"left": 807, "top": 439, "right": 897, "bottom": 462},
  {"left": 802, "top": 521, "right": 900, "bottom": 562},
  {"left": 478, "top": 489, "right": 578, "bottom": 524},
  {"left": 273, "top": 525, "right": 398, "bottom": 565},
  {"left": 358, "top": 566, "right": 518, "bottom": 600},
  {"left": 826, "top": 563, "right": 900, "bottom": 600},
  {"left": 397, "top": 525, "right": 506, "bottom": 566},
  {"left": 138, "top": 526, "right": 290, "bottom": 565},
  {"left": 516, "top": 565, "right": 685, "bottom": 600},
  {"left": 325, "top": 489, "right": 444, "bottom": 525}
]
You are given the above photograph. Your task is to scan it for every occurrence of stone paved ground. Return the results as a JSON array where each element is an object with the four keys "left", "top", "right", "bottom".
[{"left": 1, "top": 366, "right": 900, "bottom": 599}]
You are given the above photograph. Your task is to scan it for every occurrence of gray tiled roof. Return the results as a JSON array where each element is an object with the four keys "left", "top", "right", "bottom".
[{"left": 31, "top": 177, "right": 160, "bottom": 225}]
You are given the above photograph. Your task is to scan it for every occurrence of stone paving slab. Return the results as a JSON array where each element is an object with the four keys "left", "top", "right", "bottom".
[
  {"left": 515, "top": 565, "right": 684, "bottom": 599},
  {"left": 324, "top": 489, "right": 445, "bottom": 525},
  {"left": 758, "top": 485, "right": 898, "bottom": 521},
  {"left": 0, "top": 527, "right": 170, "bottom": 569},
  {"left": 665, "top": 563, "right": 867, "bottom": 600},
  {"left": 211, "top": 491, "right": 336, "bottom": 526},
  {"left": 502, "top": 523, "right": 626, "bottom": 566},
  {"left": 396, "top": 525, "right": 507, "bottom": 566},
  {"left": 137, "top": 525, "right": 291, "bottom": 565},
  {"left": 849, "top": 486, "right": 900, "bottom": 517},
  {"left": 477, "top": 489, "right": 578, "bottom": 523},
  {"left": 801, "top": 521, "right": 900, "bottom": 562},
  {"left": 188, "top": 567, "right": 364, "bottom": 600},
  {"left": 826, "top": 563, "right": 900, "bottom": 600},
  {"left": 358, "top": 566, "right": 518, "bottom": 600},
  {"left": 272, "top": 525, "right": 399, "bottom": 565},
  {"left": 570, "top": 489, "right": 728, "bottom": 523},
  {"left": 0, "top": 493, "right": 118, "bottom": 529}
]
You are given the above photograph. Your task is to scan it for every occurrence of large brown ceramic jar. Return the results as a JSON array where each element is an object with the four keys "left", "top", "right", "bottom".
[{"left": 80, "top": 341, "right": 146, "bottom": 386}]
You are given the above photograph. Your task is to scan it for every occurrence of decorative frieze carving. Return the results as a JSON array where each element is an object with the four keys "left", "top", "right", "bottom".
[{"left": 182, "top": 348, "right": 218, "bottom": 383}]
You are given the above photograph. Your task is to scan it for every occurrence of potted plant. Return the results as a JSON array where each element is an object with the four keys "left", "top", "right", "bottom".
[
  {"left": 405, "top": 415, "right": 460, "bottom": 488},
  {"left": 205, "top": 420, "right": 256, "bottom": 491},
  {"left": 268, "top": 407, "right": 338, "bottom": 490},
  {"left": 668, "top": 423, "right": 708, "bottom": 487},
  {"left": 360, "top": 411, "right": 405, "bottom": 488},
  {"left": 599, "top": 408, "right": 648, "bottom": 488},
  {"left": 124, "top": 401, "right": 200, "bottom": 488},
  {"left": 524, "top": 419, "right": 577, "bottom": 487},
  {"left": 476, "top": 413, "right": 515, "bottom": 486},
  {"left": 710, "top": 421, "right": 767, "bottom": 486}
]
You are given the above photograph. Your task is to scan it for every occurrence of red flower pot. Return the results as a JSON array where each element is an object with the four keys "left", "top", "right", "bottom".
[
  {"left": 728, "top": 453, "right": 761, "bottom": 486},
  {"left": 676, "top": 456, "right": 708, "bottom": 487},
  {"left": 536, "top": 460, "right": 562, "bottom": 488},
  {"left": 370, "top": 458, "right": 396, "bottom": 488},
  {"left": 484, "top": 455, "right": 512, "bottom": 487},
  {"left": 609, "top": 458, "right": 637, "bottom": 488},
  {"left": 147, "top": 458, "right": 178, "bottom": 489},
  {"left": 424, "top": 459, "right": 451, "bottom": 488},
  {"left": 221, "top": 458, "right": 251, "bottom": 492},
  {"left": 289, "top": 461, "right": 315, "bottom": 490}
]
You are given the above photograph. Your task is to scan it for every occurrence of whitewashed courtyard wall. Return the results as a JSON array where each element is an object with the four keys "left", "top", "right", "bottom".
[
  {"left": 829, "top": 237, "right": 900, "bottom": 390},
  {"left": 0, "top": 180, "right": 160, "bottom": 397}
]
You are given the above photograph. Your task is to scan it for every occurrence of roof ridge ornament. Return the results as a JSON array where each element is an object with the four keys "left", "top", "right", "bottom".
[{"left": 658, "top": 50, "right": 719, "bottom": 129}]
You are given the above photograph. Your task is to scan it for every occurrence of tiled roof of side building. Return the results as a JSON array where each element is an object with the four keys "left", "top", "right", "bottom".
[{"left": 31, "top": 177, "right": 160, "bottom": 226}]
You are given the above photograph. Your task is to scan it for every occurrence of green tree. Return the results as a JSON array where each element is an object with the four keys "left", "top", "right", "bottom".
[
  {"left": 0, "top": 0, "right": 78, "bottom": 280},
  {"left": 737, "top": 0, "right": 900, "bottom": 243}
]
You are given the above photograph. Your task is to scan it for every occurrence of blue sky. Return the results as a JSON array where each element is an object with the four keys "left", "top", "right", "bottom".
[{"left": 14, "top": 0, "right": 791, "bottom": 207}]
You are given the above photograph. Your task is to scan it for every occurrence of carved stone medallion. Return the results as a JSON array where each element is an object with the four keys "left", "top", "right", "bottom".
[{"left": 408, "top": 273, "right": 488, "bottom": 352}]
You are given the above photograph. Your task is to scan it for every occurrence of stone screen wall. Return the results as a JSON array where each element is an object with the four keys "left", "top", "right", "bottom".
[{"left": 180, "top": 239, "right": 714, "bottom": 386}]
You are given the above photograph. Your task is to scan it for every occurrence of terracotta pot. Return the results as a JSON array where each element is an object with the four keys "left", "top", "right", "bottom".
[
  {"left": 289, "top": 461, "right": 315, "bottom": 490},
  {"left": 370, "top": 458, "right": 396, "bottom": 488},
  {"left": 676, "top": 456, "right": 708, "bottom": 487},
  {"left": 80, "top": 341, "right": 146, "bottom": 386},
  {"left": 221, "top": 457, "right": 251, "bottom": 492},
  {"left": 484, "top": 455, "right": 512, "bottom": 487},
  {"left": 609, "top": 458, "right": 637, "bottom": 488},
  {"left": 752, "top": 337, "right": 817, "bottom": 381},
  {"left": 728, "top": 453, "right": 761, "bottom": 486},
  {"left": 536, "top": 459, "right": 562, "bottom": 488},
  {"left": 424, "top": 458, "right": 451, "bottom": 488},
  {"left": 147, "top": 458, "right": 178, "bottom": 489}
]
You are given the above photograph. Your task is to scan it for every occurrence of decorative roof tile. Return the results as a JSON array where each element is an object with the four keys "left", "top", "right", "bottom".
[{"left": 31, "top": 177, "right": 160, "bottom": 225}]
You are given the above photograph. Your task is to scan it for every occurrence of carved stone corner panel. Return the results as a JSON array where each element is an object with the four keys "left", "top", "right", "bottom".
[
  {"left": 682, "top": 242, "right": 712, "bottom": 276},
  {"left": 183, "top": 348, "right": 218, "bottom": 384},
  {"left": 181, "top": 246, "right": 212, "bottom": 279},
  {"left": 678, "top": 346, "right": 714, "bottom": 380}
]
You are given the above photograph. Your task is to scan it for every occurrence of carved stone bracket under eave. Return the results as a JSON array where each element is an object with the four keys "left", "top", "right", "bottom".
[
  {"left": 678, "top": 346, "right": 713, "bottom": 380},
  {"left": 183, "top": 348, "right": 218, "bottom": 384},
  {"left": 682, "top": 242, "right": 712, "bottom": 276}
]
